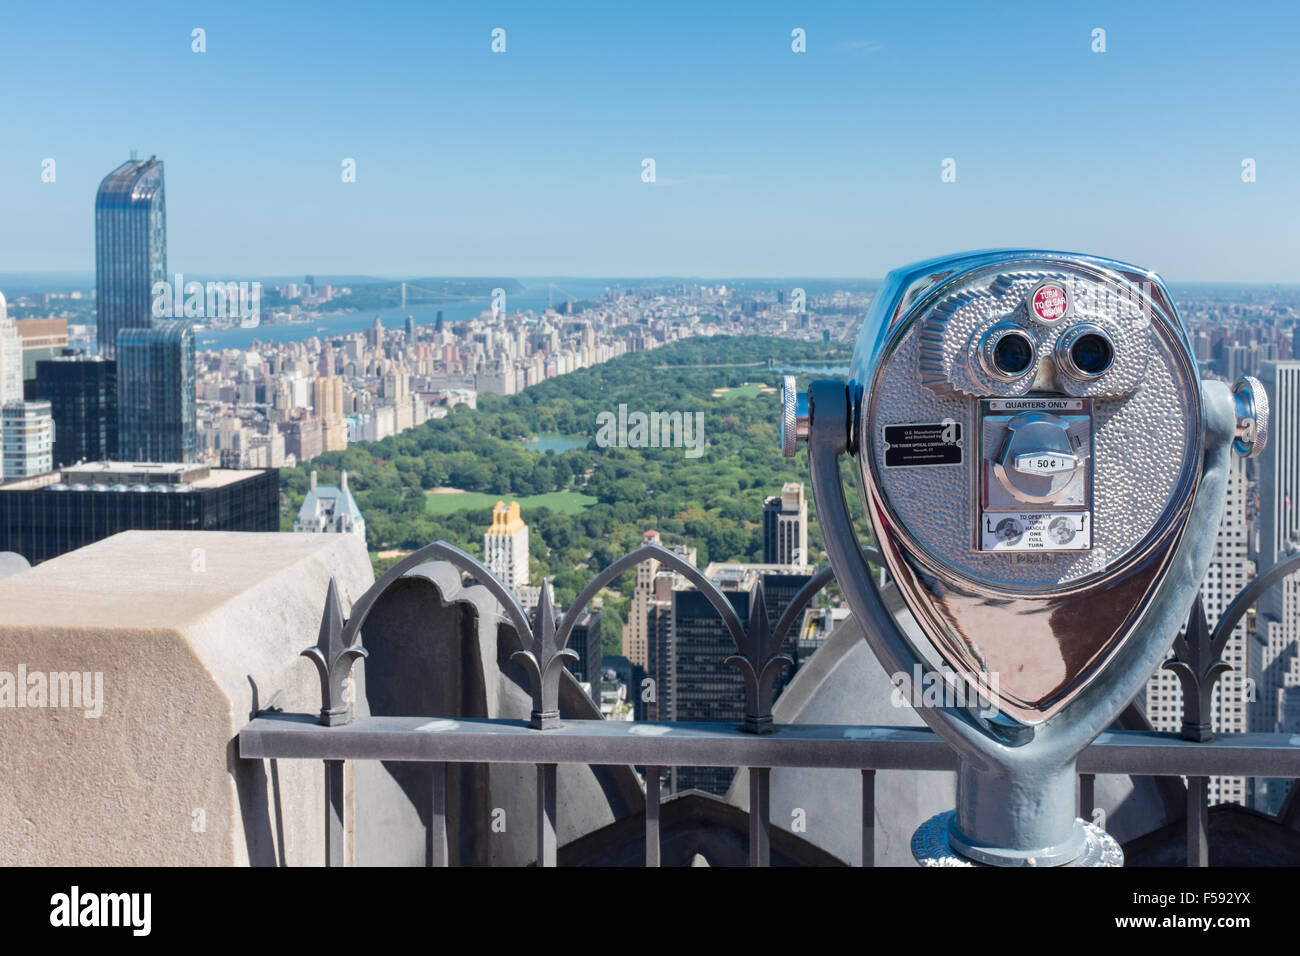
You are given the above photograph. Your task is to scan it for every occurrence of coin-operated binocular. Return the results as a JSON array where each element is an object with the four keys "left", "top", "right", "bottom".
[{"left": 782, "top": 250, "right": 1268, "bottom": 866}]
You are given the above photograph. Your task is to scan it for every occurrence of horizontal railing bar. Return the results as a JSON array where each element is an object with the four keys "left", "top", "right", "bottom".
[
  {"left": 239, "top": 715, "right": 1300, "bottom": 777},
  {"left": 239, "top": 715, "right": 954, "bottom": 769},
  {"left": 1079, "top": 730, "right": 1300, "bottom": 776}
]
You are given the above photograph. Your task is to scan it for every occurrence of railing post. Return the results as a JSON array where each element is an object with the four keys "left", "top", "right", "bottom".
[
  {"left": 861, "top": 769, "right": 876, "bottom": 867},
  {"left": 325, "top": 759, "right": 345, "bottom": 867},
  {"left": 430, "top": 762, "right": 448, "bottom": 867},
  {"left": 1079, "top": 772, "right": 1096, "bottom": 822},
  {"left": 1187, "top": 775, "right": 1210, "bottom": 867},
  {"left": 303, "top": 578, "right": 361, "bottom": 868},
  {"left": 537, "top": 763, "right": 558, "bottom": 867},
  {"left": 645, "top": 766, "right": 661, "bottom": 867},
  {"left": 749, "top": 768, "right": 771, "bottom": 867}
]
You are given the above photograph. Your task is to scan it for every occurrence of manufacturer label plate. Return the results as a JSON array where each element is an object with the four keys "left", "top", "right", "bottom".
[{"left": 884, "top": 422, "right": 963, "bottom": 467}]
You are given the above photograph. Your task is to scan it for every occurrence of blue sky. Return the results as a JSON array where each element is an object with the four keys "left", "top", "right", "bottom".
[{"left": 2, "top": 0, "right": 1297, "bottom": 281}]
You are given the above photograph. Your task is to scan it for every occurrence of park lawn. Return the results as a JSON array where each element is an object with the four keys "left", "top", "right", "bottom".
[
  {"left": 713, "top": 382, "right": 775, "bottom": 400},
  {"left": 424, "top": 489, "right": 598, "bottom": 515}
]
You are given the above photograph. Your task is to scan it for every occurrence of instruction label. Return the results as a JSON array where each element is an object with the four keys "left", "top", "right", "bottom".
[{"left": 980, "top": 510, "right": 1092, "bottom": 552}]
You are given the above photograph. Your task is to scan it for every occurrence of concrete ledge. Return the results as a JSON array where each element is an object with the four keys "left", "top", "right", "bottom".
[{"left": 0, "top": 530, "right": 373, "bottom": 865}]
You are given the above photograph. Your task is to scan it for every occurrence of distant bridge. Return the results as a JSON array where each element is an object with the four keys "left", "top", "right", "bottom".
[
  {"left": 398, "top": 282, "right": 476, "bottom": 309},
  {"left": 399, "top": 281, "right": 588, "bottom": 311}
]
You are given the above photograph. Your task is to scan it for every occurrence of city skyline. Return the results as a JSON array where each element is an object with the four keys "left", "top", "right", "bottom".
[
  {"left": 2, "top": 1, "right": 1297, "bottom": 281},
  {"left": 1, "top": 0, "right": 1298, "bottom": 878}
]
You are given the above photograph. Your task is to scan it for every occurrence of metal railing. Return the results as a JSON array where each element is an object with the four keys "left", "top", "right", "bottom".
[{"left": 238, "top": 541, "right": 1300, "bottom": 867}]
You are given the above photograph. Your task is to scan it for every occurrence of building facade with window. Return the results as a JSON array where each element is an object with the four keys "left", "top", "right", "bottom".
[
  {"left": 116, "top": 320, "right": 196, "bottom": 463},
  {"left": 95, "top": 156, "right": 166, "bottom": 360}
]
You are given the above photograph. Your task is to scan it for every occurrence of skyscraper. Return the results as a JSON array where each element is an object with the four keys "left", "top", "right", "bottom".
[
  {"left": 95, "top": 156, "right": 166, "bottom": 359},
  {"left": 621, "top": 531, "right": 697, "bottom": 669},
  {"left": 1252, "top": 360, "right": 1300, "bottom": 812},
  {"left": 1204, "top": 455, "right": 1254, "bottom": 805},
  {"left": 34, "top": 352, "right": 118, "bottom": 468},
  {"left": 1, "top": 400, "right": 55, "bottom": 480},
  {"left": 484, "top": 500, "right": 530, "bottom": 592},
  {"left": 116, "top": 321, "right": 196, "bottom": 463},
  {"left": 313, "top": 376, "right": 347, "bottom": 452},
  {"left": 671, "top": 568, "right": 759, "bottom": 794},
  {"left": 0, "top": 292, "right": 23, "bottom": 404},
  {"left": 763, "top": 482, "right": 809, "bottom": 567},
  {"left": 565, "top": 610, "right": 603, "bottom": 689},
  {"left": 1144, "top": 454, "right": 1252, "bottom": 805},
  {"left": 623, "top": 530, "right": 664, "bottom": 668},
  {"left": 1258, "top": 362, "right": 1300, "bottom": 567},
  {"left": 645, "top": 587, "right": 674, "bottom": 722}
]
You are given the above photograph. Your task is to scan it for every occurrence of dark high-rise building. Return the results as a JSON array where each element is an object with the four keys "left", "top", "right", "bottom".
[
  {"left": 565, "top": 609, "right": 602, "bottom": 689},
  {"left": 34, "top": 351, "right": 118, "bottom": 467},
  {"left": 763, "top": 482, "right": 809, "bottom": 566},
  {"left": 405, "top": 315, "right": 417, "bottom": 345},
  {"left": 0, "top": 462, "right": 279, "bottom": 564},
  {"left": 663, "top": 563, "right": 813, "bottom": 794},
  {"left": 645, "top": 597, "right": 674, "bottom": 722},
  {"left": 758, "top": 568, "right": 814, "bottom": 696},
  {"left": 116, "top": 321, "right": 196, "bottom": 463},
  {"left": 670, "top": 573, "right": 758, "bottom": 795},
  {"left": 95, "top": 156, "right": 166, "bottom": 359},
  {"left": 761, "top": 571, "right": 814, "bottom": 636}
]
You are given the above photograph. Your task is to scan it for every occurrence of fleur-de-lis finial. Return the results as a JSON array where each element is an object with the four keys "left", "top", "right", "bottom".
[
  {"left": 302, "top": 576, "right": 368, "bottom": 726},
  {"left": 725, "top": 577, "right": 793, "bottom": 734},
  {"left": 1163, "top": 595, "right": 1231, "bottom": 742},
  {"left": 511, "top": 579, "right": 576, "bottom": 730}
]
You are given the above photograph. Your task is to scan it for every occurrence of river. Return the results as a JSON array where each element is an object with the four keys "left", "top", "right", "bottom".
[{"left": 198, "top": 279, "right": 624, "bottom": 351}]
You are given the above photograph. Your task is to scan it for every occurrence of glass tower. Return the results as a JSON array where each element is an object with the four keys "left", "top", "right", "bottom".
[
  {"left": 34, "top": 352, "right": 118, "bottom": 468},
  {"left": 95, "top": 156, "right": 167, "bottom": 360},
  {"left": 115, "top": 321, "right": 196, "bottom": 463}
]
